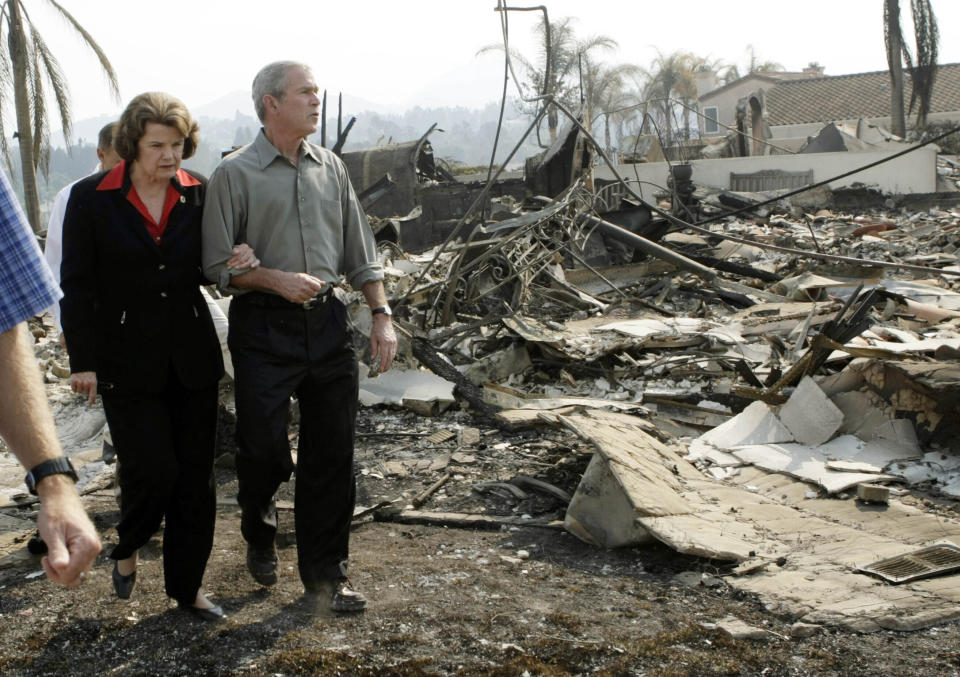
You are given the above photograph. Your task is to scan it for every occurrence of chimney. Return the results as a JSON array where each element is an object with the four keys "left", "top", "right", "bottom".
[
  {"left": 803, "top": 63, "right": 825, "bottom": 78},
  {"left": 695, "top": 68, "right": 718, "bottom": 97}
]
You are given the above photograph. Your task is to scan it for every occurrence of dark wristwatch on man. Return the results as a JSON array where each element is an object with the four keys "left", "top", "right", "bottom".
[
  {"left": 25, "top": 457, "right": 79, "bottom": 495},
  {"left": 371, "top": 304, "right": 392, "bottom": 317}
]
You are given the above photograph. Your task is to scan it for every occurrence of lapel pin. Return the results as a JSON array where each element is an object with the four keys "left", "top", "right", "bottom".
[{"left": 179, "top": 195, "right": 186, "bottom": 203}]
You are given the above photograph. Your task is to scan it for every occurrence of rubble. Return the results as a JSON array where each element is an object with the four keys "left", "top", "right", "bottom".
[{"left": 6, "top": 111, "right": 960, "bottom": 643}]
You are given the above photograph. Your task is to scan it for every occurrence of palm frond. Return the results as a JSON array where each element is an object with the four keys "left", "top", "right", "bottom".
[
  {"left": 0, "top": 11, "right": 14, "bottom": 174},
  {"left": 31, "top": 26, "right": 71, "bottom": 144},
  {"left": 28, "top": 37, "right": 51, "bottom": 176},
  {"left": 43, "top": 0, "right": 121, "bottom": 102}
]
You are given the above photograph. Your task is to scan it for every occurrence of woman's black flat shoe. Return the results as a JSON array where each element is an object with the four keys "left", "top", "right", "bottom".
[
  {"left": 112, "top": 561, "right": 136, "bottom": 599},
  {"left": 179, "top": 602, "right": 226, "bottom": 622}
]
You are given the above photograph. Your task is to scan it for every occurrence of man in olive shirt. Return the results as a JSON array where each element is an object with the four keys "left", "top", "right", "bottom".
[{"left": 202, "top": 61, "right": 397, "bottom": 612}]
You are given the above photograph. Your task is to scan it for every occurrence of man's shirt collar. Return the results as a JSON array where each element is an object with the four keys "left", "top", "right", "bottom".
[{"left": 254, "top": 128, "right": 321, "bottom": 170}]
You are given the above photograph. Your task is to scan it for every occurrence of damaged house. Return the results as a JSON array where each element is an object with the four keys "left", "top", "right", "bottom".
[{"left": 698, "top": 62, "right": 960, "bottom": 156}]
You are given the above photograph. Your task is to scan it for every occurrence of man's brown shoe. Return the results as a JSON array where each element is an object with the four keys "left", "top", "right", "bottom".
[
  {"left": 246, "top": 544, "right": 277, "bottom": 586},
  {"left": 308, "top": 578, "right": 366, "bottom": 612}
]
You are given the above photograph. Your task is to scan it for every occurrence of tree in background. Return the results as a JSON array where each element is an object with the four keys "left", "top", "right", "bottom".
[
  {"left": 884, "top": 0, "right": 938, "bottom": 137},
  {"left": 580, "top": 52, "right": 640, "bottom": 153},
  {"left": 638, "top": 50, "right": 704, "bottom": 148},
  {"left": 719, "top": 45, "right": 784, "bottom": 84},
  {"left": 0, "top": 0, "right": 119, "bottom": 232},
  {"left": 480, "top": 15, "right": 618, "bottom": 145}
]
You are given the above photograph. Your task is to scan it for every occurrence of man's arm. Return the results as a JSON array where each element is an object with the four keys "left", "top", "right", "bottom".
[
  {"left": 0, "top": 324, "right": 100, "bottom": 585},
  {"left": 229, "top": 266, "right": 327, "bottom": 303},
  {"left": 361, "top": 280, "right": 397, "bottom": 373}
]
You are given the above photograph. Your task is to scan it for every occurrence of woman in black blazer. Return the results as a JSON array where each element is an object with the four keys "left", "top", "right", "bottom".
[{"left": 60, "top": 92, "right": 255, "bottom": 621}]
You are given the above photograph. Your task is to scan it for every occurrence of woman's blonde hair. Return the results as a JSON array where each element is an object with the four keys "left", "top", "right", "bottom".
[{"left": 113, "top": 92, "right": 199, "bottom": 161}]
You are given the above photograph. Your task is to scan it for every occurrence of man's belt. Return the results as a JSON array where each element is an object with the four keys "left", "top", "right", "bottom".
[{"left": 241, "top": 288, "right": 334, "bottom": 310}]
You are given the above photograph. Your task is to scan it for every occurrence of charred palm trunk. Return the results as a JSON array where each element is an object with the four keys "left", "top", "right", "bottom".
[
  {"left": 885, "top": 0, "right": 908, "bottom": 137},
  {"left": 8, "top": 2, "right": 41, "bottom": 233}
]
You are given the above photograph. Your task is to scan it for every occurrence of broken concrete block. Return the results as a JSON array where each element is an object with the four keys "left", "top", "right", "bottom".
[
  {"left": 459, "top": 427, "right": 481, "bottom": 446},
  {"left": 856, "top": 483, "right": 890, "bottom": 503},
  {"left": 461, "top": 345, "right": 532, "bottom": 386},
  {"left": 779, "top": 376, "right": 843, "bottom": 446},
  {"left": 832, "top": 390, "right": 891, "bottom": 437},
  {"left": 716, "top": 616, "right": 772, "bottom": 641},
  {"left": 698, "top": 400, "right": 794, "bottom": 450}
]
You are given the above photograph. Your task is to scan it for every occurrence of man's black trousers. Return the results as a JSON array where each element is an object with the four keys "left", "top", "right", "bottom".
[{"left": 228, "top": 292, "right": 358, "bottom": 588}]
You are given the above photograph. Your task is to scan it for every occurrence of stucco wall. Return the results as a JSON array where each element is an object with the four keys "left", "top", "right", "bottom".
[
  {"left": 593, "top": 145, "right": 938, "bottom": 196},
  {"left": 698, "top": 76, "right": 775, "bottom": 139}
]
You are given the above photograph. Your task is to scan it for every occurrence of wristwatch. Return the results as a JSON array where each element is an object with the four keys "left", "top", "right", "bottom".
[
  {"left": 25, "top": 458, "right": 79, "bottom": 495},
  {"left": 371, "top": 304, "right": 393, "bottom": 317}
]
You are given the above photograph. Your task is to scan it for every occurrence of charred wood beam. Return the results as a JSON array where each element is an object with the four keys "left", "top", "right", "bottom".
[
  {"left": 333, "top": 116, "right": 357, "bottom": 157},
  {"left": 736, "top": 286, "right": 879, "bottom": 402},
  {"left": 676, "top": 285, "right": 755, "bottom": 309},
  {"left": 357, "top": 173, "right": 396, "bottom": 211},
  {"left": 580, "top": 213, "right": 717, "bottom": 281},
  {"left": 429, "top": 305, "right": 514, "bottom": 342},
  {"left": 321, "top": 90, "right": 327, "bottom": 148},
  {"left": 689, "top": 255, "right": 783, "bottom": 283},
  {"left": 374, "top": 509, "right": 563, "bottom": 530},
  {"left": 411, "top": 336, "right": 514, "bottom": 432}
]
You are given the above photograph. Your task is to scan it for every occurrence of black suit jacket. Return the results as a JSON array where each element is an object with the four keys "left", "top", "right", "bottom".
[{"left": 60, "top": 164, "right": 224, "bottom": 396}]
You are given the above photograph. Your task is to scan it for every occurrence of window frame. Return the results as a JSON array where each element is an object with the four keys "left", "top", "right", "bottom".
[{"left": 702, "top": 105, "right": 720, "bottom": 135}]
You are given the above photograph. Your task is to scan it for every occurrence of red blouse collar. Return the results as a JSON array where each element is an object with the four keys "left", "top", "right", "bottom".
[{"left": 96, "top": 160, "right": 200, "bottom": 191}]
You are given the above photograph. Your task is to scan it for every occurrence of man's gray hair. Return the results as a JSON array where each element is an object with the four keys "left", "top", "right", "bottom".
[{"left": 252, "top": 61, "right": 311, "bottom": 122}]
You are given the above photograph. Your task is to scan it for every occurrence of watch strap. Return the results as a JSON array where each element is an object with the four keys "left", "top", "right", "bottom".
[
  {"left": 25, "top": 457, "right": 78, "bottom": 495},
  {"left": 371, "top": 305, "right": 392, "bottom": 316}
]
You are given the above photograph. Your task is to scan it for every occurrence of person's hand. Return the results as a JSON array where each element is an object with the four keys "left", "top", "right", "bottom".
[
  {"left": 277, "top": 272, "right": 326, "bottom": 304},
  {"left": 35, "top": 475, "right": 101, "bottom": 586},
  {"left": 227, "top": 243, "right": 259, "bottom": 271},
  {"left": 70, "top": 371, "right": 97, "bottom": 405},
  {"left": 369, "top": 314, "right": 397, "bottom": 373}
]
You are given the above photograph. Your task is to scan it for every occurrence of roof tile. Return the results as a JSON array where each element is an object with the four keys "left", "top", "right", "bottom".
[{"left": 765, "top": 63, "right": 960, "bottom": 126}]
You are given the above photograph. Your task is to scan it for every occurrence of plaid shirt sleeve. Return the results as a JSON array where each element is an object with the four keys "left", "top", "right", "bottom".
[{"left": 0, "top": 170, "right": 61, "bottom": 334}]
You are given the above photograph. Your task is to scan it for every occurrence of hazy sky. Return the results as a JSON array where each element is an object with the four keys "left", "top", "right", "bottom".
[{"left": 24, "top": 0, "right": 960, "bottom": 127}]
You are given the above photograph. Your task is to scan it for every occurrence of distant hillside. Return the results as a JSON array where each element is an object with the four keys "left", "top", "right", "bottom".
[{"left": 25, "top": 97, "right": 542, "bottom": 221}]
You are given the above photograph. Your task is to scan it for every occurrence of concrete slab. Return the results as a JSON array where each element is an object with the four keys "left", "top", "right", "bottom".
[
  {"left": 698, "top": 400, "right": 794, "bottom": 449},
  {"left": 733, "top": 443, "right": 892, "bottom": 493},
  {"left": 779, "top": 376, "right": 844, "bottom": 446},
  {"left": 559, "top": 409, "right": 960, "bottom": 632}
]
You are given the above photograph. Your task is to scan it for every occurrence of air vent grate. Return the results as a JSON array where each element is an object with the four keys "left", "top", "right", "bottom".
[
  {"left": 859, "top": 543, "right": 960, "bottom": 584},
  {"left": 426, "top": 429, "right": 456, "bottom": 444}
]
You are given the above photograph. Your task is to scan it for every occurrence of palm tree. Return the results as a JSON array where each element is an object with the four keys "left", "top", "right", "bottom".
[
  {"left": 745, "top": 45, "right": 784, "bottom": 75},
  {"left": 639, "top": 50, "right": 703, "bottom": 149},
  {"left": 581, "top": 54, "right": 640, "bottom": 152},
  {"left": 480, "top": 15, "right": 618, "bottom": 145},
  {"left": 884, "top": 0, "right": 938, "bottom": 137},
  {"left": 0, "top": 0, "right": 120, "bottom": 232}
]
